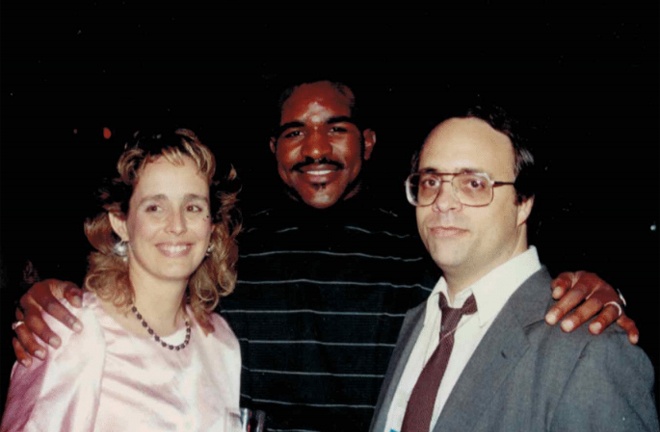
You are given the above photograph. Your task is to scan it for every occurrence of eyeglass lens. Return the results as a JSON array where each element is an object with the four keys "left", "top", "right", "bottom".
[{"left": 408, "top": 173, "right": 493, "bottom": 206}]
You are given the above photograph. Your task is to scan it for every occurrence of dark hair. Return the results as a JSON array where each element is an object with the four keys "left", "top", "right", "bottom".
[{"left": 412, "top": 103, "right": 537, "bottom": 203}]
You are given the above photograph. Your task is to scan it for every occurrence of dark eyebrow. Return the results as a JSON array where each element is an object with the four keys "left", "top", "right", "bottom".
[
  {"left": 273, "top": 116, "right": 358, "bottom": 138},
  {"left": 327, "top": 116, "right": 356, "bottom": 126},
  {"left": 418, "top": 168, "right": 484, "bottom": 175},
  {"left": 274, "top": 121, "right": 305, "bottom": 137}
]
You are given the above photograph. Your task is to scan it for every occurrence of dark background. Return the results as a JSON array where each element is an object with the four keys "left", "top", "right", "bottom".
[{"left": 2, "top": 0, "right": 658, "bottom": 416}]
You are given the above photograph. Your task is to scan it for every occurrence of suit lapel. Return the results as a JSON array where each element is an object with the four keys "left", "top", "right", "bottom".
[
  {"left": 433, "top": 269, "right": 552, "bottom": 432},
  {"left": 371, "top": 303, "right": 426, "bottom": 432}
]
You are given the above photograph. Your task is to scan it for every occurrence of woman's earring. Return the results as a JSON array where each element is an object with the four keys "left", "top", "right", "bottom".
[
  {"left": 205, "top": 244, "right": 214, "bottom": 257},
  {"left": 113, "top": 240, "right": 129, "bottom": 260}
]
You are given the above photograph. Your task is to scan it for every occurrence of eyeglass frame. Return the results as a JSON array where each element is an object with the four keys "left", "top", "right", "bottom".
[{"left": 404, "top": 170, "right": 517, "bottom": 207}]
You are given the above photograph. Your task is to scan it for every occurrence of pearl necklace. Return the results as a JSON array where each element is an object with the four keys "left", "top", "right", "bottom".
[{"left": 130, "top": 304, "right": 191, "bottom": 351}]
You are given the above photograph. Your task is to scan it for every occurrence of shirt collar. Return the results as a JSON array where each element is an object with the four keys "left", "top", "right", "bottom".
[{"left": 424, "top": 246, "right": 542, "bottom": 328}]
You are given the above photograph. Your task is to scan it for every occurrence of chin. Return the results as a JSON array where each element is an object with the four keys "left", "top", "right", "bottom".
[
  {"left": 427, "top": 247, "right": 466, "bottom": 269},
  {"left": 298, "top": 189, "right": 343, "bottom": 209},
  {"left": 304, "top": 198, "right": 341, "bottom": 209}
]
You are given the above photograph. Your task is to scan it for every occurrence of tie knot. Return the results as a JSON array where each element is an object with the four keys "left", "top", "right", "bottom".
[{"left": 439, "top": 293, "right": 477, "bottom": 333}]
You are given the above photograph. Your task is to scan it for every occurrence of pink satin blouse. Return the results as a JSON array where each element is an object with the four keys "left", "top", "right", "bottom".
[{"left": 1, "top": 292, "right": 241, "bottom": 431}]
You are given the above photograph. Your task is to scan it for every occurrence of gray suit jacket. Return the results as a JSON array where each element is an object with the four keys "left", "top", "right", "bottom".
[{"left": 370, "top": 268, "right": 659, "bottom": 432}]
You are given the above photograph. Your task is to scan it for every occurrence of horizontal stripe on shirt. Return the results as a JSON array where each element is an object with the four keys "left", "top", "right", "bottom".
[{"left": 220, "top": 201, "right": 438, "bottom": 431}]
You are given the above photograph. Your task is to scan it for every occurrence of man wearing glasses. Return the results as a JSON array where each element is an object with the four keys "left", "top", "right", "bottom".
[{"left": 370, "top": 104, "right": 658, "bottom": 432}]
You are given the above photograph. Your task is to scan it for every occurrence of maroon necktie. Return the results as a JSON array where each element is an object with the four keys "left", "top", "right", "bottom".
[{"left": 400, "top": 293, "right": 477, "bottom": 432}]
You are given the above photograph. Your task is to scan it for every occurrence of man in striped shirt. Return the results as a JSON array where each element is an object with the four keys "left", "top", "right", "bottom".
[{"left": 13, "top": 79, "right": 637, "bottom": 431}]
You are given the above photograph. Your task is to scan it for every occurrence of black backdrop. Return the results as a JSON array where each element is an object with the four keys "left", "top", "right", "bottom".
[{"left": 2, "top": 1, "right": 658, "bottom": 415}]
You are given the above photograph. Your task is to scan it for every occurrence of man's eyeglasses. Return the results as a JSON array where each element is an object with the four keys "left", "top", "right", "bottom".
[{"left": 405, "top": 171, "right": 516, "bottom": 207}]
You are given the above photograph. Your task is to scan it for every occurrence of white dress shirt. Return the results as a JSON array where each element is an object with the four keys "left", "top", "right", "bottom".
[{"left": 385, "top": 246, "right": 542, "bottom": 432}]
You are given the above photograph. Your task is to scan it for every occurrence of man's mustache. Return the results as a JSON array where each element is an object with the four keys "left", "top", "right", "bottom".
[{"left": 292, "top": 157, "right": 344, "bottom": 172}]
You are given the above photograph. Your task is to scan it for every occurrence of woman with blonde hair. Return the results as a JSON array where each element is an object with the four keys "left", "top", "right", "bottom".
[{"left": 2, "top": 128, "right": 242, "bottom": 431}]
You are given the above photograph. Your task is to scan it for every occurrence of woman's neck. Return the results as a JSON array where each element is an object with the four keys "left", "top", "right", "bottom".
[{"left": 129, "top": 273, "right": 189, "bottom": 336}]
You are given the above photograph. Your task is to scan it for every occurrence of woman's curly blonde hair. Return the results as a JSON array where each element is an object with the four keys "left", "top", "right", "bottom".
[{"left": 83, "top": 128, "right": 241, "bottom": 331}]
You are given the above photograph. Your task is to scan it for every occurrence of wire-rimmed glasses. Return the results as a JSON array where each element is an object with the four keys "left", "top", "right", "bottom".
[{"left": 405, "top": 171, "right": 516, "bottom": 207}]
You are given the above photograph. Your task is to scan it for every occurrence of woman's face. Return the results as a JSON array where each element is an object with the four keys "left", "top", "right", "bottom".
[{"left": 111, "top": 156, "right": 213, "bottom": 286}]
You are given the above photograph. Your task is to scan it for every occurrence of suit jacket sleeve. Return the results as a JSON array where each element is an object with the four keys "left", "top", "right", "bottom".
[{"left": 550, "top": 330, "right": 659, "bottom": 432}]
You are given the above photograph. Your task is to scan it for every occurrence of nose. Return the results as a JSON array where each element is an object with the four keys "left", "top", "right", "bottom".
[
  {"left": 432, "top": 179, "right": 462, "bottom": 213},
  {"left": 301, "top": 129, "right": 332, "bottom": 160},
  {"left": 166, "top": 209, "right": 187, "bottom": 235}
]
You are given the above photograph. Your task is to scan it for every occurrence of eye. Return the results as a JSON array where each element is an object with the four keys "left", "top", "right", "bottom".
[
  {"left": 186, "top": 204, "right": 203, "bottom": 213},
  {"left": 145, "top": 204, "right": 161, "bottom": 212},
  {"left": 461, "top": 175, "right": 488, "bottom": 190},
  {"left": 420, "top": 175, "right": 440, "bottom": 188},
  {"left": 282, "top": 130, "right": 301, "bottom": 139},
  {"left": 329, "top": 125, "right": 348, "bottom": 133}
]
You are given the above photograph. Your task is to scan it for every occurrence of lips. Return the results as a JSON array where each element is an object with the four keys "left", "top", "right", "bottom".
[
  {"left": 299, "top": 164, "right": 340, "bottom": 176},
  {"left": 156, "top": 243, "right": 193, "bottom": 257},
  {"left": 429, "top": 226, "right": 468, "bottom": 238},
  {"left": 292, "top": 158, "right": 344, "bottom": 175}
]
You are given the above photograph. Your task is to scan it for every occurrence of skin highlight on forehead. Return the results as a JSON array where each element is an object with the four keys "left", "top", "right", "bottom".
[{"left": 309, "top": 102, "right": 332, "bottom": 123}]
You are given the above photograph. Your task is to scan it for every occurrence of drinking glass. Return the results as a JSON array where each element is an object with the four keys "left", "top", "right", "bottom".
[{"left": 225, "top": 407, "right": 266, "bottom": 432}]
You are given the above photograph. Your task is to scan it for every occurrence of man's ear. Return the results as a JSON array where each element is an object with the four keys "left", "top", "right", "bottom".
[
  {"left": 269, "top": 137, "right": 277, "bottom": 154},
  {"left": 108, "top": 212, "right": 129, "bottom": 241},
  {"left": 362, "top": 129, "right": 377, "bottom": 160},
  {"left": 516, "top": 195, "right": 535, "bottom": 226}
]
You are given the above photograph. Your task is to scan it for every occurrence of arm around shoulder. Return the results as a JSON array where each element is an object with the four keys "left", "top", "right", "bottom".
[
  {"left": 1, "top": 300, "right": 106, "bottom": 432},
  {"left": 551, "top": 330, "right": 659, "bottom": 431}
]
